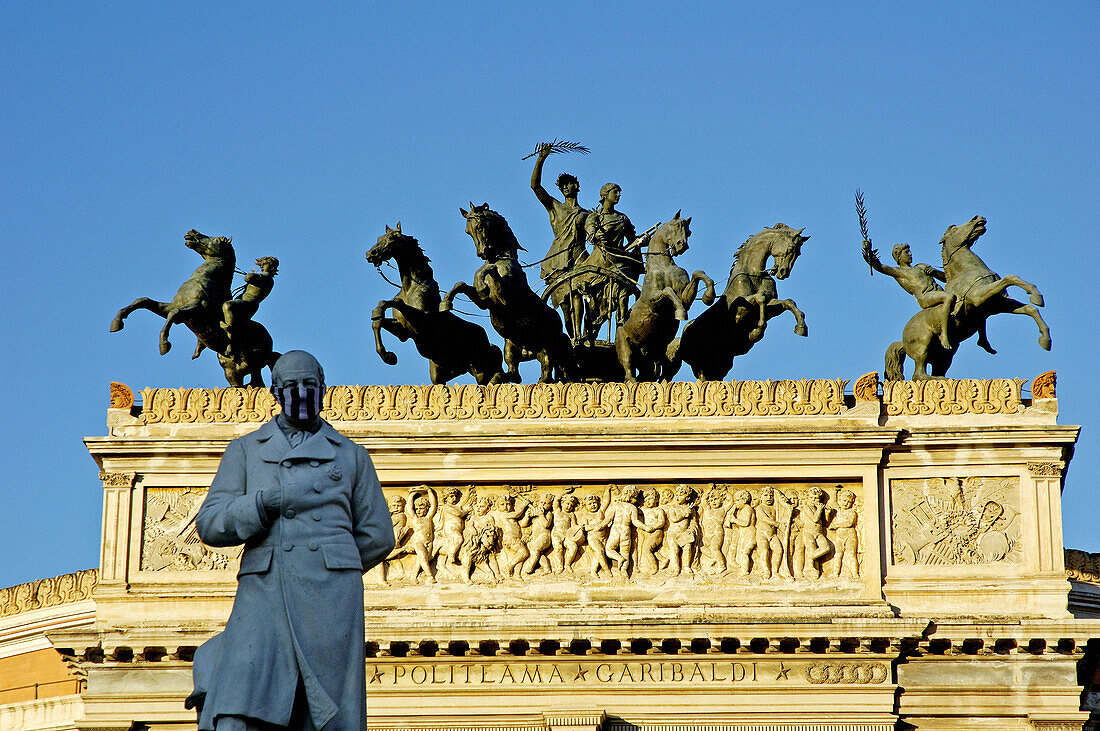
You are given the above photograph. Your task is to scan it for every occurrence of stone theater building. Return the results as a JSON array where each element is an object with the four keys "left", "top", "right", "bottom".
[{"left": 3, "top": 374, "right": 1099, "bottom": 730}]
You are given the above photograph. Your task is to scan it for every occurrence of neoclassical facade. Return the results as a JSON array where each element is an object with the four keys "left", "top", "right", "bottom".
[{"left": 3, "top": 373, "right": 1100, "bottom": 730}]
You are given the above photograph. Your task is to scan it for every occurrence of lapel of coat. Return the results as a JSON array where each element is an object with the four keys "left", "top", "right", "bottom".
[{"left": 256, "top": 419, "right": 291, "bottom": 464}]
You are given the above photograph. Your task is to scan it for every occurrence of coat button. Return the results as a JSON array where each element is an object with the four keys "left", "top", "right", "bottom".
[
  {"left": 309, "top": 542, "right": 319, "bottom": 551},
  {"left": 282, "top": 543, "right": 293, "bottom": 551},
  {"left": 313, "top": 483, "right": 323, "bottom": 493},
  {"left": 285, "top": 509, "right": 297, "bottom": 519},
  {"left": 313, "top": 514, "right": 322, "bottom": 521},
  {"left": 281, "top": 460, "right": 292, "bottom": 468},
  {"left": 309, "top": 460, "right": 320, "bottom": 467}
]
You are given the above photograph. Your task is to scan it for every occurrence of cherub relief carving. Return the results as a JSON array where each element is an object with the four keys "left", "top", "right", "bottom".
[{"left": 349, "top": 483, "right": 862, "bottom": 587}]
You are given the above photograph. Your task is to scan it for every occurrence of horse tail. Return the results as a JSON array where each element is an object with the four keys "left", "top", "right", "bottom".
[{"left": 884, "top": 341, "right": 906, "bottom": 382}]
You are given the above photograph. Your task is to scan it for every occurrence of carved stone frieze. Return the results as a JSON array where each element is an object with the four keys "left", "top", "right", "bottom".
[
  {"left": 141, "top": 488, "right": 241, "bottom": 571},
  {"left": 890, "top": 476, "right": 1021, "bottom": 566},
  {"left": 0, "top": 569, "right": 97, "bottom": 618},
  {"left": 1031, "top": 370, "right": 1057, "bottom": 400},
  {"left": 883, "top": 378, "right": 1025, "bottom": 416},
  {"left": 853, "top": 372, "right": 880, "bottom": 402},
  {"left": 1027, "top": 462, "right": 1061, "bottom": 477},
  {"left": 1065, "top": 549, "right": 1100, "bottom": 584},
  {"left": 374, "top": 482, "right": 863, "bottom": 587},
  {"left": 108, "top": 381, "right": 134, "bottom": 410},
  {"left": 138, "top": 380, "right": 849, "bottom": 424},
  {"left": 98, "top": 471, "right": 135, "bottom": 489}
]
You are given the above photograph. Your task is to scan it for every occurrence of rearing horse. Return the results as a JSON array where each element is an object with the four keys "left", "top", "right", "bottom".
[
  {"left": 443, "top": 204, "right": 575, "bottom": 383},
  {"left": 110, "top": 230, "right": 278, "bottom": 386},
  {"left": 111, "top": 230, "right": 235, "bottom": 357},
  {"left": 615, "top": 211, "right": 715, "bottom": 382},
  {"left": 671, "top": 223, "right": 810, "bottom": 381},
  {"left": 885, "top": 215, "right": 1051, "bottom": 380},
  {"left": 366, "top": 223, "right": 504, "bottom": 385}
]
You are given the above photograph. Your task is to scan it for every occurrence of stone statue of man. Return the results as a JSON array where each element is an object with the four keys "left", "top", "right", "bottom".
[{"left": 186, "top": 350, "right": 394, "bottom": 731}]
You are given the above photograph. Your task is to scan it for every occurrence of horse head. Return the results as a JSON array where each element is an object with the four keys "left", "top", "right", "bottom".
[
  {"left": 655, "top": 210, "right": 692, "bottom": 258},
  {"left": 940, "top": 215, "right": 987, "bottom": 256},
  {"left": 459, "top": 203, "right": 523, "bottom": 261},
  {"left": 184, "top": 229, "right": 235, "bottom": 264},
  {"left": 765, "top": 223, "right": 809, "bottom": 280},
  {"left": 366, "top": 222, "right": 426, "bottom": 267}
]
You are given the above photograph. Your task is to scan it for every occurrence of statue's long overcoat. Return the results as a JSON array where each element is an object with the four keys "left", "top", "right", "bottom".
[{"left": 191, "top": 418, "right": 393, "bottom": 730}]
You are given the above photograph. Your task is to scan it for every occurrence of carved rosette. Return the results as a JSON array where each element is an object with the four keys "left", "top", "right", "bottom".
[
  {"left": 883, "top": 378, "right": 1025, "bottom": 416},
  {"left": 0, "top": 569, "right": 98, "bottom": 618},
  {"left": 109, "top": 381, "right": 134, "bottom": 410},
  {"left": 1027, "top": 462, "right": 1061, "bottom": 477},
  {"left": 853, "top": 372, "right": 880, "bottom": 402},
  {"left": 1031, "top": 370, "right": 1056, "bottom": 400},
  {"left": 139, "top": 380, "right": 850, "bottom": 424},
  {"left": 99, "top": 471, "right": 136, "bottom": 489}
]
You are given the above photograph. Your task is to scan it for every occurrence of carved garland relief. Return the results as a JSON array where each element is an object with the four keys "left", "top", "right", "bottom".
[
  {"left": 137, "top": 380, "right": 849, "bottom": 424},
  {"left": 0, "top": 569, "right": 98, "bottom": 618},
  {"left": 131, "top": 377, "right": 1032, "bottom": 424},
  {"left": 890, "top": 476, "right": 1021, "bottom": 566}
]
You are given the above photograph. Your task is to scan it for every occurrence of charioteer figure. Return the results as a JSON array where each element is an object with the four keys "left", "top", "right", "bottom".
[
  {"left": 531, "top": 142, "right": 589, "bottom": 342},
  {"left": 584, "top": 183, "right": 644, "bottom": 336}
]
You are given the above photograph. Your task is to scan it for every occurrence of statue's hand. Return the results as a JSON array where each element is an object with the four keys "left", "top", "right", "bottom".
[
  {"left": 259, "top": 489, "right": 282, "bottom": 519},
  {"left": 537, "top": 142, "right": 554, "bottom": 159}
]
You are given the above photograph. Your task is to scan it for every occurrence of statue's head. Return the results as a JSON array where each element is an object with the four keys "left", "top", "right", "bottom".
[
  {"left": 367, "top": 222, "right": 422, "bottom": 266},
  {"left": 706, "top": 486, "right": 726, "bottom": 507},
  {"left": 538, "top": 492, "right": 555, "bottom": 510},
  {"left": 733, "top": 489, "right": 750, "bottom": 507},
  {"left": 838, "top": 489, "right": 856, "bottom": 509},
  {"left": 940, "top": 215, "right": 987, "bottom": 252},
  {"left": 556, "top": 172, "right": 579, "bottom": 197},
  {"left": 584, "top": 494, "right": 601, "bottom": 512},
  {"left": 255, "top": 256, "right": 280, "bottom": 275},
  {"left": 413, "top": 494, "right": 431, "bottom": 517},
  {"left": 891, "top": 244, "right": 912, "bottom": 266},
  {"left": 497, "top": 494, "right": 515, "bottom": 511},
  {"left": 389, "top": 495, "right": 406, "bottom": 514},
  {"left": 442, "top": 487, "right": 461, "bottom": 504},
  {"left": 643, "top": 489, "right": 660, "bottom": 508},
  {"left": 272, "top": 351, "right": 324, "bottom": 391},
  {"left": 561, "top": 495, "right": 579, "bottom": 512},
  {"left": 761, "top": 486, "right": 775, "bottom": 505},
  {"left": 599, "top": 183, "right": 621, "bottom": 205},
  {"left": 184, "top": 229, "right": 234, "bottom": 261},
  {"left": 675, "top": 484, "right": 695, "bottom": 504},
  {"left": 808, "top": 486, "right": 826, "bottom": 503},
  {"left": 474, "top": 496, "right": 493, "bottom": 515}
]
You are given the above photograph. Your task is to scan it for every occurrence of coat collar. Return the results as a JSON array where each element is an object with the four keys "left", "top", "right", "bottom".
[{"left": 255, "top": 418, "right": 342, "bottom": 463}]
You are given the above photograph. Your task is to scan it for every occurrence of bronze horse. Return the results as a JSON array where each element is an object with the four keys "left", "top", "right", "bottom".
[
  {"left": 443, "top": 204, "right": 575, "bottom": 383},
  {"left": 671, "top": 223, "right": 809, "bottom": 381},
  {"left": 885, "top": 215, "right": 1051, "bottom": 380},
  {"left": 367, "top": 223, "right": 504, "bottom": 385},
  {"left": 110, "top": 230, "right": 277, "bottom": 386},
  {"left": 614, "top": 212, "right": 715, "bottom": 382}
]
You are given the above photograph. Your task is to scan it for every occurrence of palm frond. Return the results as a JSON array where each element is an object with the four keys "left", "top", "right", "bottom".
[
  {"left": 855, "top": 189, "right": 874, "bottom": 275},
  {"left": 521, "top": 139, "right": 591, "bottom": 161}
]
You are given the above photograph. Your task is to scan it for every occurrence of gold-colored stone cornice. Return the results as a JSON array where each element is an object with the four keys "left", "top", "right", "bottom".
[
  {"left": 137, "top": 380, "right": 850, "bottom": 423},
  {"left": 0, "top": 569, "right": 98, "bottom": 619},
  {"left": 123, "top": 376, "right": 1046, "bottom": 424}
]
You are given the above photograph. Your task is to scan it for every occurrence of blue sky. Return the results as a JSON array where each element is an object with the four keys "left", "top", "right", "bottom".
[{"left": 1, "top": 3, "right": 1096, "bottom": 588}]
